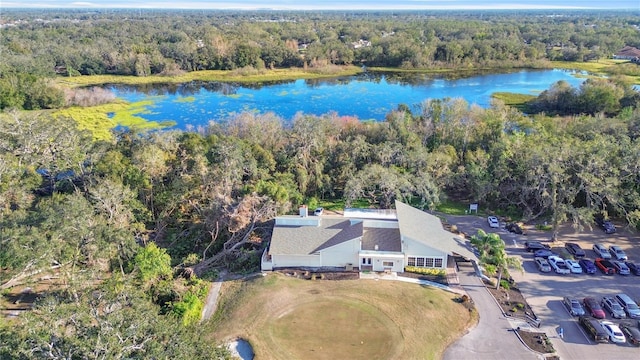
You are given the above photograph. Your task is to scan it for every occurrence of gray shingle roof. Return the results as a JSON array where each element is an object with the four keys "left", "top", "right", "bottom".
[
  {"left": 269, "top": 217, "right": 363, "bottom": 255},
  {"left": 362, "top": 227, "right": 402, "bottom": 251},
  {"left": 395, "top": 200, "right": 477, "bottom": 260}
]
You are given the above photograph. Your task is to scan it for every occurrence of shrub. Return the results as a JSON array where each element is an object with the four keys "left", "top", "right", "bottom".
[
  {"left": 404, "top": 266, "right": 446, "bottom": 277},
  {"left": 171, "top": 292, "right": 204, "bottom": 326},
  {"left": 535, "top": 224, "right": 553, "bottom": 231},
  {"left": 500, "top": 279, "right": 511, "bottom": 290}
]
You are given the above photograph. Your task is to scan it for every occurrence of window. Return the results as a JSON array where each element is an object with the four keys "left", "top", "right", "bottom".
[
  {"left": 407, "top": 257, "right": 416, "bottom": 266},
  {"left": 408, "top": 256, "right": 444, "bottom": 268},
  {"left": 425, "top": 258, "right": 434, "bottom": 267},
  {"left": 383, "top": 261, "right": 394, "bottom": 267}
]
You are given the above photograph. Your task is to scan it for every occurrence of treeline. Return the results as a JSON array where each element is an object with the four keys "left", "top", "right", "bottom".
[
  {"left": 2, "top": 9, "right": 640, "bottom": 110},
  {"left": 528, "top": 77, "right": 640, "bottom": 116}
]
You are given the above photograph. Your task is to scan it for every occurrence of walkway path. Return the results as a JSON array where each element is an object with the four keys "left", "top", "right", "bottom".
[
  {"left": 443, "top": 262, "right": 539, "bottom": 360},
  {"left": 201, "top": 270, "right": 226, "bottom": 322}
]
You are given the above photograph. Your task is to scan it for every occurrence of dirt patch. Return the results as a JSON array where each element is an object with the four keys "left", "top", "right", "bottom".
[
  {"left": 276, "top": 269, "right": 360, "bottom": 280},
  {"left": 516, "top": 329, "right": 556, "bottom": 355},
  {"left": 485, "top": 280, "right": 537, "bottom": 321}
]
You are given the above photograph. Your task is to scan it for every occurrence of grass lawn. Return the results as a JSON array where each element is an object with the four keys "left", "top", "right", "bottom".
[{"left": 208, "top": 273, "right": 475, "bottom": 360}]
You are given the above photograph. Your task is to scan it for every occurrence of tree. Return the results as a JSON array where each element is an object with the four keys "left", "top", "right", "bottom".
[
  {"left": 134, "top": 242, "right": 172, "bottom": 283},
  {"left": 470, "top": 230, "right": 522, "bottom": 290}
]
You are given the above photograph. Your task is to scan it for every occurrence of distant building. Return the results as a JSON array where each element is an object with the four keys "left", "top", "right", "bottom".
[{"left": 613, "top": 46, "right": 640, "bottom": 61}]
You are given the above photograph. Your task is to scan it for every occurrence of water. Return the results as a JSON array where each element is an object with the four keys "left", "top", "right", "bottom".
[{"left": 109, "top": 69, "right": 586, "bottom": 129}]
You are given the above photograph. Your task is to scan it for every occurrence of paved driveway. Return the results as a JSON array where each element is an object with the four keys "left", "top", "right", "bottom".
[
  {"left": 444, "top": 214, "right": 640, "bottom": 360},
  {"left": 443, "top": 262, "right": 537, "bottom": 360}
]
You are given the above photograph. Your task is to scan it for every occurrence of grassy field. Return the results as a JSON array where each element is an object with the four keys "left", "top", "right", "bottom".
[
  {"left": 208, "top": 273, "right": 475, "bottom": 360},
  {"left": 56, "top": 66, "right": 363, "bottom": 88}
]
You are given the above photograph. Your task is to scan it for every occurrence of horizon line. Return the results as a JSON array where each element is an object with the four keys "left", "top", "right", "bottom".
[{"left": 2, "top": 5, "right": 637, "bottom": 11}]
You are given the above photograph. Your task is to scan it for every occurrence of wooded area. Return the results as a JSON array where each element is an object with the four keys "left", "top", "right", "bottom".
[{"left": 1, "top": 9, "right": 640, "bottom": 359}]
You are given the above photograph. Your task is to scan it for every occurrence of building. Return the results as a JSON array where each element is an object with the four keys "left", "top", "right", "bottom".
[
  {"left": 261, "top": 200, "right": 477, "bottom": 272},
  {"left": 613, "top": 46, "right": 640, "bottom": 61}
]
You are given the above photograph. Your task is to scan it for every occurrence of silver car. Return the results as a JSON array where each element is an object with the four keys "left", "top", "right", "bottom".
[
  {"left": 534, "top": 257, "right": 551, "bottom": 273},
  {"left": 593, "top": 243, "right": 612, "bottom": 259},
  {"left": 613, "top": 261, "right": 631, "bottom": 275},
  {"left": 609, "top": 245, "right": 628, "bottom": 261},
  {"left": 563, "top": 296, "right": 586, "bottom": 316},
  {"left": 602, "top": 296, "right": 626, "bottom": 319}
]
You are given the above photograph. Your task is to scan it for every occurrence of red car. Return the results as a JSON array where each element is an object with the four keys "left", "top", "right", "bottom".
[
  {"left": 583, "top": 297, "right": 606, "bottom": 319},
  {"left": 595, "top": 258, "right": 616, "bottom": 275}
]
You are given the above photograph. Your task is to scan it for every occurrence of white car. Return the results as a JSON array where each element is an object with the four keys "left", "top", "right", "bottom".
[
  {"left": 565, "top": 259, "right": 583, "bottom": 274},
  {"left": 592, "top": 243, "right": 612, "bottom": 259},
  {"left": 609, "top": 245, "right": 628, "bottom": 261},
  {"left": 601, "top": 321, "right": 626, "bottom": 343},
  {"left": 487, "top": 216, "right": 500, "bottom": 228},
  {"left": 314, "top": 207, "right": 324, "bottom": 216},
  {"left": 548, "top": 256, "right": 571, "bottom": 274}
]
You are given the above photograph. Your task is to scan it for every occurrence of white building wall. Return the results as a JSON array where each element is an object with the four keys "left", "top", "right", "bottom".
[
  {"left": 271, "top": 254, "right": 321, "bottom": 268},
  {"left": 361, "top": 220, "right": 399, "bottom": 229},
  {"left": 319, "top": 238, "right": 361, "bottom": 267},
  {"left": 402, "top": 236, "right": 448, "bottom": 269}
]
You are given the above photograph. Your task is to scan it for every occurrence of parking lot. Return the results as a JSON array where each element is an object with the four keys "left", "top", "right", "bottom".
[{"left": 446, "top": 215, "right": 640, "bottom": 359}]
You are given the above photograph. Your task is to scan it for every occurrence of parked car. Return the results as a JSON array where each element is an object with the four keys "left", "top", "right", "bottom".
[
  {"left": 620, "top": 323, "right": 640, "bottom": 346},
  {"left": 615, "top": 294, "right": 640, "bottom": 319},
  {"left": 613, "top": 261, "right": 631, "bottom": 275},
  {"left": 548, "top": 256, "right": 571, "bottom": 274},
  {"left": 595, "top": 215, "right": 616, "bottom": 234},
  {"left": 578, "top": 316, "right": 609, "bottom": 343},
  {"left": 602, "top": 321, "right": 626, "bottom": 343},
  {"left": 565, "top": 259, "right": 583, "bottom": 274},
  {"left": 579, "top": 258, "right": 597, "bottom": 275},
  {"left": 595, "top": 258, "right": 616, "bottom": 275},
  {"left": 533, "top": 249, "right": 556, "bottom": 259},
  {"left": 565, "top": 242, "right": 586, "bottom": 258},
  {"left": 593, "top": 243, "right": 612, "bottom": 259},
  {"left": 583, "top": 297, "right": 606, "bottom": 319},
  {"left": 534, "top": 257, "right": 552, "bottom": 273},
  {"left": 313, "top": 207, "right": 324, "bottom": 216},
  {"left": 563, "top": 296, "right": 586, "bottom": 316},
  {"left": 602, "top": 296, "right": 627, "bottom": 319},
  {"left": 487, "top": 216, "right": 500, "bottom": 228},
  {"left": 609, "top": 245, "right": 628, "bottom": 261},
  {"left": 625, "top": 261, "right": 640, "bottom": 276},
  {"left": 505, "top": 222, "right": 523, "bottom": 234},
  {"left": 526, "top": 241, "right": 551, "bottom": 252}
]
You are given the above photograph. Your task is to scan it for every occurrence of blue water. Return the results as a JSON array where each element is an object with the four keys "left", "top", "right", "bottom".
[{"left": 110, "top": 69, "right": 586, "bottom": 129}]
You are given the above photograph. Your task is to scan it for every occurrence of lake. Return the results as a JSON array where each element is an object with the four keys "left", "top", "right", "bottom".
[{"left": 110, "top": 69, "right": 586, "bottom": 129}]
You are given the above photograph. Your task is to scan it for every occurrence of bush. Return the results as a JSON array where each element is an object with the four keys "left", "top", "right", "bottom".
[
  {"left": 500, "top": 279, "right": 511, "bottom": 290},
  {"left": 404, "top": 266, "right": 446, "bottom": 277}
]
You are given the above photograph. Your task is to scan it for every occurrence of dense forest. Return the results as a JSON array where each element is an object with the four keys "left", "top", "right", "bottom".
[
  {"left": 2, "top": 9, "right": 640, "bottom": 110},
  {"left": 1, "top": 9, "right": 640, "bottom": 359}
]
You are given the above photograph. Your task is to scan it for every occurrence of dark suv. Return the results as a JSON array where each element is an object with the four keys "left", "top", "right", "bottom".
[
  {"left": 595, "top": 215, "right": 616, "bottom": 234},
  {"left": 565, "top": 242, "right": 586, "bottom": 258},
  {"left": 578, "top": 316, "right": 608, "bottom": 342},
  {"left": 525, "top": 241, "right": 551, "bottom": 252}
]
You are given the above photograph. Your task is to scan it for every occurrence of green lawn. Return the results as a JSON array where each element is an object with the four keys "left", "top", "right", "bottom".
[{"left": 208, "top": 273, "right": 475, "bottom": 360}]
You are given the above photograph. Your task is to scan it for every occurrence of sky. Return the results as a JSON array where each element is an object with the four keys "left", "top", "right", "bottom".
[{"left": 1, "top": 1, "right": 639, "bottom": 10}]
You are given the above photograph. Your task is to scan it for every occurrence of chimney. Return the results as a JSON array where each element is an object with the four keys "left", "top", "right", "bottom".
[
  {"left": 374, "top": 245, "right": 379, "bottom": 251},
  {"left": 299, "top": 205, "right": 308, "bottom": 217}
]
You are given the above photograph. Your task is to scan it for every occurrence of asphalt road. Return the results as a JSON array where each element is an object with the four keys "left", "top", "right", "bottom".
[
  {"left": 444, "top": 214, "right": 640, "bottom": 360},
  {"left": 443, "top": 262, "right": 537, "bottom": 360}
]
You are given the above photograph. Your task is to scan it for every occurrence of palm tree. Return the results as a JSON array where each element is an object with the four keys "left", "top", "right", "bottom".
[{"left": 470, "top": 230, "right": 522, "bottom": 290}]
